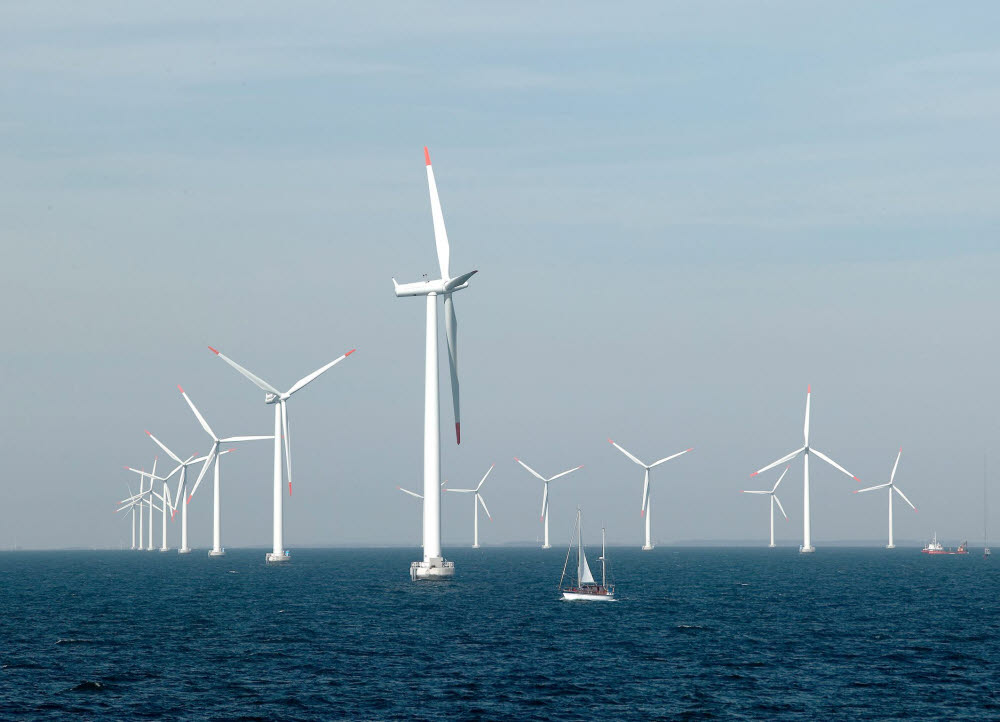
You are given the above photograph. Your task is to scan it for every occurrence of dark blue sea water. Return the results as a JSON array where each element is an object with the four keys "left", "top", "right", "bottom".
[{"left": 0, "top": 548, "right": 997, "bottom": 720}]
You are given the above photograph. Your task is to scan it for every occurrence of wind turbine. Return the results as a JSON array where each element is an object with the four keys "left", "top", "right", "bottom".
[
  {"left": 144, "top": 431, "right": 208, "bottom": 554},
  {"left": 855, "top": 448, "right": 917, "bottom": 549},
  {"left": 514, "top": 458, "right": 583, "bottom": 549},
  {"left": 608, "top": 439, "right": 693, "bottom": 550},
  {"left": 178, "top": 385, "right": 272, "bottom": 557},
  {"left": 392, "top": 147, "right": 478, "bottom": 581},
  {"left": 207, "top": 346, "right": 354, "bottom": 563},
  {"left": 117, "top": 481, "right": 137, "bottom": 549},
  {"left": 743, "top": 465, "right": 790, "bottom": 547},
  {"left": 126, "top": 464, "right": 176, "bottom": 551},
  {"left": 750, "top": 385, "right": 860, "bottom": 553},
  {"left": 445, "top": 464, "right": 494, "bottom": 548}
]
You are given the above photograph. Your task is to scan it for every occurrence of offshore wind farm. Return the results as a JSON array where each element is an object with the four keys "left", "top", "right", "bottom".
[{"left": 2, "top": 3, "right": 1000, "bottom": 720}]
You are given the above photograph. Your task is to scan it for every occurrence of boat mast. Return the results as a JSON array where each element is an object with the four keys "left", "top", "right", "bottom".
[
  {"left": 577, "top": 508, "right": 582, "bottom": 587},
  {"left": 601, "top": 526, "right": 606, "bottom": 589}
]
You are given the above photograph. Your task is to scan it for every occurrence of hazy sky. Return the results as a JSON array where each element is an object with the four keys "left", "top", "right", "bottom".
[{"left": 2, "top": 3, "right": 999, "bottom": 550}]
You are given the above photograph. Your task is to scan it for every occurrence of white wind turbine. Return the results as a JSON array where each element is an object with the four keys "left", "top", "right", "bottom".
[
  {"left": 742, "top": 465, "right": 790, "bottom": 547},
  {"left": 392, "top": 147, "right": 478, "bottom": 580},
  {"left": 445, "top": 464, "right": 494, "bottom": 548},
  {"left": 855, "top": 448, "right": 917, "bottom": 549},
  {"left": 117, "top": 482, "right": 138, "bottom": 549},
  {"left": 750, "top": 385, "right": 861, "bottom": 553},
  {"left": 144, "top": 431, "right": 209, "bottom": 554},
  {"left": 608, "top": 439, "right": 693, "bottom": 550},
  {"left": 124, "top": 461, "right": 173, "bottom": 551},
  {"left": 514, "top": 458, "right": 583, "bottom": 549},
  {"left": 179, "top": 385, "right": 272, "bottom": 557},
  {"left": 208, "top": 346, "right": 354, "bottom": 563}
]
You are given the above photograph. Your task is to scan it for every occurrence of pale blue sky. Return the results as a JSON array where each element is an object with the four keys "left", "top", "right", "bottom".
[{"left": 1, "top": 3, "right": 998, "bottom": 549}]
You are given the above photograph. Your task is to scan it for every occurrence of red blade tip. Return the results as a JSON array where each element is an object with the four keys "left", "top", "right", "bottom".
[
  {"left": 144, "top": 430, "right": 150, "bottom": 436},
  {"left": 424, "top": 146, "right": 431, "bottom": 165},
  {"left": 853, "top": 476, "right": 860, "bottom": 482},
  {"left": 187, "top": 495, "right": 192, "bottom": 504},
  {"left": 750, "top": 472, "right": 759, "bottom": 477},
  {"left": 807, "top": 384, "right": 811, "bottom": 393},
  {"left": 177, "top": 385, "right": 184, "bottom": 393},
  {"left": 455, "top": 423, "right": 461, "bottom": 444},
  {"left": 288, "top": 482, "right": 292, "bottom": 496},
  {"left": 345, "top": 348, "right": 356, "bottom": 357},
  {"left": 208, "top": 346, "right": 219, "bottom": 355}
]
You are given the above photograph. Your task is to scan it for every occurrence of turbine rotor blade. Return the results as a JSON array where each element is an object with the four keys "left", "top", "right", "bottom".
[
  {"left": 540, "top": 482, "right": 549, "bottom": 521},
  {"left": 742, "top": 490, "right": 770, "bottom": 494},
  {"left": 773, "top": 494, "right": 788, "bottom": 520},
  {"left": 146, "top": 431, "right": 182, "bottom": 464},
  {"left": 609, "top": 439, "right": 646, "bottom": 467},
  {"left": 208, "top": 347, "right": 281, "bottom": 395},
  {"left": 772, "top": 465, "right": 790, "bottom": 493},
  {"left": 810, "top": 448, "right": 860, "bottom": 482},
  {"left": 649, "top": 447, "right": 693, "bottom": 468},
  {"left": 443, "top": 293, "right": 461, "bottom": 444},
  {"left": 476, "top": 463, "right": 495, "bottom": 492},
  {"left": 179, "top": 386, "right": 217, "bottom": 440},
  {"left": 286, "top": 350, "right": 355, "bottom": 397},
  {"left": 803, "top": 384, "right": 811, "bottom": 446},
  {"left": 424, "top": 146, "right": 450, "bottom": 279},
  {"left": 855, "top": 482, "right": 891, "bottom": 494},
  {"left": 220, "top": 435, "right": 272, "bottom": 442},
  {"left": 894, "top": 485, "right": 917, "bottom": 511},
  {"left": 514, "top": 458, "right": 546, "bottom": 482},
  {"left": 751, "top": 447, "right": 805, "bottom": 477},
  {"left": 478, "top": 494, "right": 492, "bottom": 520},
  {"left": 889, "top": 448, "right": 902, "bottom": 485},
  {"left": 281, "top": 401, "right": 292, "bottom": 496},
  {"left": 398, "top": 486, "right": 423, "bottom": 499},
  {"left": 548, "top": 465, "right": 584, "bottom": 482},
  {"left": 187, "top": 445, "right": 218, "bottom": 502},
  {"left": 641, "top": 469, "right": 649, "bottom": 516}
]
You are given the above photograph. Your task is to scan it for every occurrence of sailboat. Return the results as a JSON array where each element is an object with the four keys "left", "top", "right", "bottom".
[
  {"left": 985, "top": 456, "right": 991, "bottom": 559},
  {"left": 559, "top": 508, "right": 615, "bottom": 601}
]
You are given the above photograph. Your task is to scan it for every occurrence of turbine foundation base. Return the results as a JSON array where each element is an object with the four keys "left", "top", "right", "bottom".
[
  {"left": 642, "top": 544, "right": 654, "bottom": 551},
  {"left": 266, "top": 551, "right": 291, "bottom": 564},
  {"left": 178, "top": 548, "right": 192, "bottom": 554},
  {"left": 209, "top": 549, "right": 226, "bottom": 557},
  {"left": 886, "top": 544, "right": 895, "bottom": 549},
  {"left": 410, "top": 557, "right": 455, "bottom": 581},
  {"left": 159, "top": 548, "right": 170, "bottom": 553},
  {"left": 799, "top": 545, "right": 815, "bottom": 554},
  {"left": 541, "top": 544, "right": 551, "bottom": 550}
]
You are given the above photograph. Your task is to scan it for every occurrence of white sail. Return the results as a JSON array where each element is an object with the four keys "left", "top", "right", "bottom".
[{"left": 579, "top": 548, "right": 596, "bottom": 585}]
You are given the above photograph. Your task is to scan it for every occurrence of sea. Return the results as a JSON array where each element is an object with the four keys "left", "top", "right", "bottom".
[{"left": 0, "top": 547, "right": 997, "bottom": 721}]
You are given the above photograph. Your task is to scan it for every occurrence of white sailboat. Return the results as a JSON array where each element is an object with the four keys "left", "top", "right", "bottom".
[{"left": 559, "top": 509, "right": 615, "bottom": 602}]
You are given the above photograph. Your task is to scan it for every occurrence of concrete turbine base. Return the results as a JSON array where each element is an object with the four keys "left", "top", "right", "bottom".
[
  {"left": 209, "top": 549, "right": 226, "bottom": 557},
  {"left": 642, "top": 544, "right": 654, "bottom": 551},
  {"left": 541, "top": 544, "right": 551, "bottom": 550},
  {"left": 799, "top": 546, "right": 815, "bottom": 553},
  {"left": 886, "top": 544, "right": 895, "bottom": 549},
  {"left": 178, "top": 548, "right": 192, "bottom": 554},
  {"left": 410, "top": 557, "right": 455, "bottom": 581},
  {"left": 159, "top": 548, "right": 170, "bottom": 553},
  {"left": 266, "top": 551, "right": 290, "bottom": 564}
]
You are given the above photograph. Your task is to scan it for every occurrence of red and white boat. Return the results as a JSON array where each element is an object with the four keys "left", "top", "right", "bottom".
[{"left": 922, "top": 532, "right": 968, "bottom": 554}]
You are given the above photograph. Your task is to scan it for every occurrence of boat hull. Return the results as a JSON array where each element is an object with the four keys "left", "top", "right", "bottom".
[{"left": 561, "top": 591, "right": 615, "bottom": 602}]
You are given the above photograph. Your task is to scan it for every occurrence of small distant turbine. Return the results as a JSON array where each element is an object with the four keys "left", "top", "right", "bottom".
[
  {"left": 446, "top": 464, "right": 495, "bottom": 548},
  {"left": 609, "top": 439, "right": 693, "bottom": 550},
  {"left": 514, "top": 458, "right": 583, "bottom": 549},
  {"left": 742, "top": 465, "right": 790, "bottom": 547},
  {"left": 750, "top": 385, "right": 860, "bottom": 553},
  {"left": 855, "top": 448, "right": 917, "bottom": 549}
]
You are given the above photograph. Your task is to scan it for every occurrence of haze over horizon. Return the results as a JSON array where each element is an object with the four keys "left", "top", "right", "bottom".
[{"left": 2, "top": 3, "right": 999, "bottom": 551}]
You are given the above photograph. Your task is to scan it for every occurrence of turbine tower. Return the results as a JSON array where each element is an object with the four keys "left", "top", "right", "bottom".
[
  {"left": 392, "top": 147, "right": 478, "bottom": 581},
  {"left": 179, "top": 385, "right": 272, "bottom": 557},
  {"left": 445, "top": 464, "right": 495, "bottom": 548},
  {"left": 514, "top": 458, "right": 583, "bottom": 549},
  {"left": 855, "top": 448, "right": 917, "bottom": 548},
  {"left": 208, "top": 346, "right": 354, "bottom": 563},
  {"left": 608, "top": 439, "right": 692, "bottom": 550},
  {"left": 750, "top": 385, "right": 860, "bottom": 553},
  {"left": 742, "top": 465, "right": 790, "bottom": 547}
]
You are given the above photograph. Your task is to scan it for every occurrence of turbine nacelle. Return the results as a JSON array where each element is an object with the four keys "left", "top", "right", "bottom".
[
  {"left": 392, "top": 270, "right": 476, "bottom": 298},
  {"left": 265, "top": 392, "right": 280, "bottom": 405}
]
